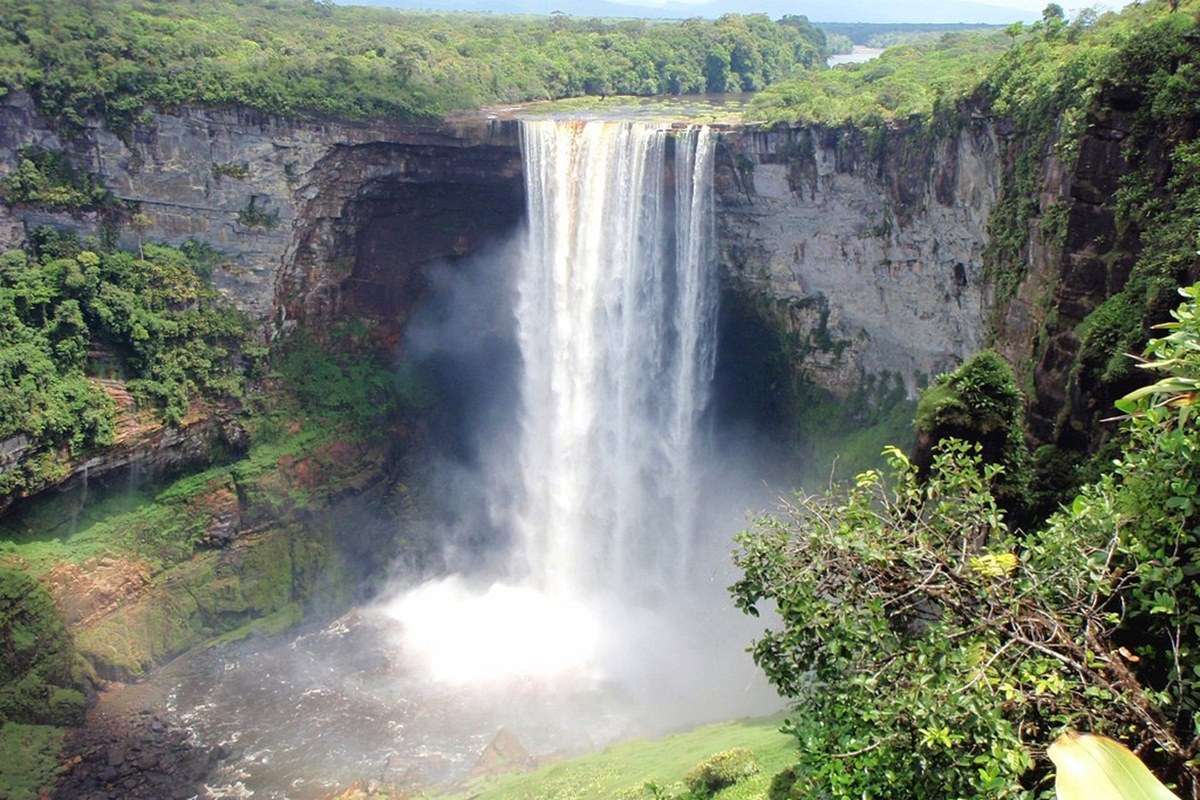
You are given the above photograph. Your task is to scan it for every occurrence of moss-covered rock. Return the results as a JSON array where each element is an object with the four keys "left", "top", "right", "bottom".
[
  {"left": 74, "top": 523, "right": 352, "bottom": 679},
  {"left": 0, "top": 568, "right": 93, "bottom": 726},
  {"left": 915, "top": 351, "right": 1031, "bottom": 515}
]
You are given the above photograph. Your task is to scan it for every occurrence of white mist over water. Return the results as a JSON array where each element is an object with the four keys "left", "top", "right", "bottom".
[{"left": 382, "top": 119, "right": 745, "bottom": 706}]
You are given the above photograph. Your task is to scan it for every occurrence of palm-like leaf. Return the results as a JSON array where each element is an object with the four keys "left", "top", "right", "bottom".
[{"left": 1049, "top": 733, "right": 1180, "bottom": 800}]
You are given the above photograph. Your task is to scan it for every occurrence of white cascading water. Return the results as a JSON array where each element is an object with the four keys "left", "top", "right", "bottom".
[
  {"left": 514, "top": 119, "right": 718, "bottom": 598},
  {"left": 384, "top": 118, "right": 720, "bottom": 687}
]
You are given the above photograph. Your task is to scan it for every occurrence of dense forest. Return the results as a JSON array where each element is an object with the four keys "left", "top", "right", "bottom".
[
  {"left": 816, "top": 21, "right": 1003, "bottom": 47},
  {"left": 0, "top": 0, "right": 825, "bottom": 131}
]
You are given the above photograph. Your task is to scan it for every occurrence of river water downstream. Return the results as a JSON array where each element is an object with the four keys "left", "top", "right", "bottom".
[{"left": 99, "top": 610, "right": 644, "bottom": 798}]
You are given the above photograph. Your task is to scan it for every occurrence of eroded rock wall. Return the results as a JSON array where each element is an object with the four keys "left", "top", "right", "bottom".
[
  {"left": 0, "top": 92, "right": 523, "bottom": 331},
  {"left": 991, "top": 105, "right": 1146, "bottom": 451},
  {"left": 715, "top": 121, "right": 1001, "bottom": 398}
]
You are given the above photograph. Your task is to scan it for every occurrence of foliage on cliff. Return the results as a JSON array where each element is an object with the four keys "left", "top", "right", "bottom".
[
  {"left": 0, "top": 0, "right": 826, "bottom": 133},
  {"left": 915, "top": 351, "right": 1031, "bottom": 514},
  {"left": 981, "top": 0, "right": 1199, "bottom": 313},
  {"left": 970, "top": 0, "right": 1200, "bottom": 496},
  {"left": 0, "top": 147, "right": 111, "bottom": 210},
  {"left": 1064, "top": 15, "right": 1200, "bottom": 416},
  {"left": 733, "top": 283, "right": 1200, "bottom": 798},
  {"left": 0, "top": 229, "right": 254, "bottom": 499},
  {"left": 273, "top": 328, "right": 432, "bottom": 433}
]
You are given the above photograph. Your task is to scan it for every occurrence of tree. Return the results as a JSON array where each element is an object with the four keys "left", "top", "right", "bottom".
[
  {"left": 1042, "top": 3, "right": 1067, "bottom": 37},
  {"left": 128, "top": 212, "right": 152, "bottom": 260}
]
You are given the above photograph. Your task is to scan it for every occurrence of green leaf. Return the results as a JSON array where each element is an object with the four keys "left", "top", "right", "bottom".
[{"left": 1049, "top": 733, "right": 1179, "bottom": 800}]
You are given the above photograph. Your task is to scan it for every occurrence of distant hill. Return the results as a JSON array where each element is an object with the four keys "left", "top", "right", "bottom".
[{"left": 345, "top": 0, "right": 1035, "bottom": 24}]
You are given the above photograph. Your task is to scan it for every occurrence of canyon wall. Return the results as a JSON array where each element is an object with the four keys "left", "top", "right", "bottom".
[
  {"left": 0, "top": 94, "right": 1148, "bottom": 494},
  {"left": 0, "top": 94, "right": 1004, "bottom": 401},
  {"left": 0, "top": 92, "right": 524, "bottom": 335},
  {"left": 714, "top": 120, "right": 1001, "bottom": 399}
]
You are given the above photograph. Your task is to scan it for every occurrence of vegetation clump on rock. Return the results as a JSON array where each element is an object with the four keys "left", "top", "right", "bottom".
[
  {"left": 0, "top": 228, "right": 255, "bottom": 500},
  {"left": 914, "top": 350, "right": 1030, "bottom": 514},
  {"left": 0, "top": 147, "right": 111, "bottom": 210}
]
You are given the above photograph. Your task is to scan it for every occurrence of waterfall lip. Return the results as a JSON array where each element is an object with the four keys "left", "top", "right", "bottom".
[{"left": 472, "top": 92, "right": 749, "bottom": 125}]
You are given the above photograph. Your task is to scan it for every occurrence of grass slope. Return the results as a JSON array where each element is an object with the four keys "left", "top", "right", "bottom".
[
  {"left": 444, "top": 716, "right": 793, "bottom": 800},
  {"left": 0, "top": 723, "right": 66, "bottom": 800}
]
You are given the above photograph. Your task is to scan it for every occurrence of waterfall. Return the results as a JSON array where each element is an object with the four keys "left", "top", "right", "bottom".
[
  {"left": 512, "top": 119, "right": 719, "bottom": 601},
  {"left": 384, "top": 118, "right": 722, "bottom": 687}
]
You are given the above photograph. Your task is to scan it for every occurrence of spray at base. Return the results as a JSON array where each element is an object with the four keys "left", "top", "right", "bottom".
[{"left": 377, "top": 576, "right": 603, "bottom": 686}]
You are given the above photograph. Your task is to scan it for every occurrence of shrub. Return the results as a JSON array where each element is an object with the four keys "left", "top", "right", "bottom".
[
  {"left": 236, "top": 197, "right": 279, "bottom": 230},
  {"left": 211, "top": 162, "right": 250, "bottom": 180},
  {"left": 0, "top": 147, "right": 110, "bottom": 210},
  {"left": 682, "top": 748, "right": 758, "bottom": 797},
  {"left": 732, "top": 282, "right": 1200, "bottom": 797},
  {"left": 914, "top": 350, "right": 1030, "bottom": 514}
]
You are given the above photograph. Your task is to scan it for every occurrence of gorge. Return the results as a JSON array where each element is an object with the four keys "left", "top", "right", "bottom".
[
  {"left": 0, "top": 93, "right": 1125, "bottom": 797},
  {"left": 3, "top": 2, "right": 1200, "bottom": 797}
]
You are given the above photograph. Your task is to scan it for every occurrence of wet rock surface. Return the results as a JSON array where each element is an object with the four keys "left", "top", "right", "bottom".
[{"left": 53, "top": 710, "right": 222, "bottom": 800}]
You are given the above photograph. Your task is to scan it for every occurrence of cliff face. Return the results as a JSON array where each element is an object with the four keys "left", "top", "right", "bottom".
[
  {"left": 0, "top": 94, "right": 1157, "bottom": 493},
  {"left": 714, "top": 121, "right": 1001, "bottom": 399},
  {"left": 0, "top": 92, "right": 524, "bottom": 333},
  {"left": 991, "top": 103, "right": 1148, "bottom": 451},
  {"left": 0, "top": 94, "right": 1001, "bottom": 397}
]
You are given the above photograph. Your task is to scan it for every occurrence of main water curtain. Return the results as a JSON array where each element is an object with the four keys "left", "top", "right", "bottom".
[{"left": 514, "top": 119, "right": 718, "bottom": 600}]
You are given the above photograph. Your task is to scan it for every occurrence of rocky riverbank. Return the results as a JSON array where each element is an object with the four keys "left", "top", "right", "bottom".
[{"left": 52, "top": 707, "right": 221, "bottom": 800}]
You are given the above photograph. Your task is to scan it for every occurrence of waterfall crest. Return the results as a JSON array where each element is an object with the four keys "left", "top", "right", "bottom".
[{"left": 512, "top": 119, "right": 718, "bottom": 600}]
